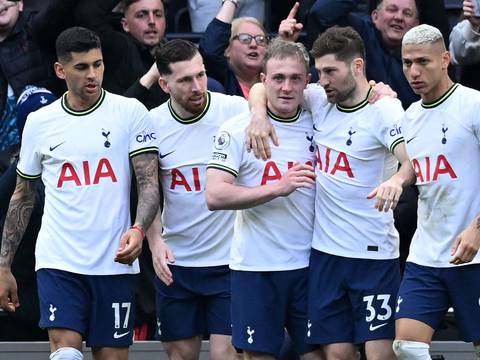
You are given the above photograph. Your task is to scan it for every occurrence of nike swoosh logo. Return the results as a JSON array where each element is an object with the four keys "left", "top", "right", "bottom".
[
  {"left": 313, "top": 124, "right": 322, "bottom": 132},
  {"left": 159, "top": 150, "right": 175, "bottom": 159},
  {"left": 406, "top": 137, "right": 416, "bottom": 144},
  {"left": 113, "top": 331, "right": 131, "bottom": 339},
  {"left": 49, "top": 142, "right": 65, "bottom": 151},
  {"left": 369, "top": 323, "right": 388, "bottom": 331}
]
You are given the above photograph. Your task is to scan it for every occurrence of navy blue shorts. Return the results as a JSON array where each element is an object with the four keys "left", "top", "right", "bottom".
[
  {"left": 37, "top": 269, "right": 135, "bottom": 348},
  {"left": 307, "top": 249, "right": 400, "bottom": 344},
  {"left": 396, "top": 262, "right": 480, "bottom": 342},
  {"left": 155, "top": 265, "right": 231, "bottom": 342},
  {"left": 231, "top": 268, "right": 319, "bottom": 357}
]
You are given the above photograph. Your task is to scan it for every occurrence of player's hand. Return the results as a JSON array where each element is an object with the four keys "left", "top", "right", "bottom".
[
  {"left": 245, "top": 110, "right": 279, "bottom": 160},
  {"left": 274, "top": 162, "right": 316, "bottom": 196},
  {"left": 115, "top": 228, "right": 144, "bottom": 265},
  {"left": 367, "top": 177, "right": 403, "bottom": 212},
  {"left": 278, "top": 2, "right": 303, "bottom": 42},
  {"left": 368, "top": 80, "right": 397, "bottom": 104},
  {"left": 151, "top": 240, "right": 175, "bottom": 286},
  {"left": 0, "top": 267, "right": 19, "bottom": 312},
  {"left": 450, "top": 218, "right": 480, "bottom": 265}
]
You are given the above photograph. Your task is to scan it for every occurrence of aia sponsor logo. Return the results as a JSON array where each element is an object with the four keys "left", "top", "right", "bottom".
[{"left": 57, "top": 158, "right": 117, "bottom": 187}]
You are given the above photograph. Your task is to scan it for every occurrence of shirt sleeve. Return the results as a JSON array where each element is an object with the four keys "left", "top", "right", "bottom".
[
  {"left": 129, "top": 101, "right": 159, "bottom": 158},
  {"left": 374, "top": 98, "right": 405, "bottom": 153},
  {"left": 16, "top": 114, "right": 42, "bottom": 179},
  {"left": 207, "top": 118, "right": 245, "bottom": 177}
]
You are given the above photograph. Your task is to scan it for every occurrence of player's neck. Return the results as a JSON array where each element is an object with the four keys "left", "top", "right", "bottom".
[
  {"left": 422, "top": 77, "right": 454, "bottom": 104},
  {"left": 338, "top": 79, "right": 370, "bottom": 108},
  {"left": 66, "top": 91, "right": 102, "bottom": 111},
  {"left": 170, "top": 97, "right": 206, "bottom": 119}
]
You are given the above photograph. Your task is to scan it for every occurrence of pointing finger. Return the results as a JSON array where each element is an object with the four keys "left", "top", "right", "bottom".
[{"left": 287, "top": 2, "right": 300, "bottom": 19}]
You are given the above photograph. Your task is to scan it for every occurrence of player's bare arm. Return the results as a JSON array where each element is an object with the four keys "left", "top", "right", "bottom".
[
  {"left": 450, "top": 215, "right": 480, "bottom": 265},
  {"left": 246, "top": 81, "right": 397, "bottom": 160},
  {"left": 0, "top": 176, "right": 38, "bottom": 311},
  {"left": 131, "top": 152, "right": 160, "bottom": 229},
  {"left": 205, "top": 163, "right": 315, "bottom": 211},
  {"left": 367, "top": 142, "right": 416, "bottom": 212},
  {"left": 115, "top": 153, "right": 159, "bottom": 264},
  {"left": 146, "top": 210, "right": 174, "bottom": 286}
]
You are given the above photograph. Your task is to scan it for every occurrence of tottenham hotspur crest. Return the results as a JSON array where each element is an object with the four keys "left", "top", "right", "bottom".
[
  {"left": 102, "top": 128, "right": 111, "bottom": 148},
  {"left": 246, "top": 326, "right": 255, "bottom": 344},
  {"left": 49, "top": 304, "right": 57, "bottom": 321}
]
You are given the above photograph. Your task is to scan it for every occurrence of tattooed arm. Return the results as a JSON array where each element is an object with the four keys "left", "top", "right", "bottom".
[
  {"left": 0, "top": 176, "right": 38, "bottom": 311},
  {"left": 115, "top": 153, "right": 160, "bottom": 264}
]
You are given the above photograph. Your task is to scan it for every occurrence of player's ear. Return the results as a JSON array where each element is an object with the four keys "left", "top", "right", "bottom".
[
  {"left": 260, "top": 72, "right": 266, "bottom": 84},
  {"left": 442, "top": 51, "right": 450, "bottom": 71},
  {"left": 158, "top": 76, "right": 169, "bottom": 94},
  {"left": 54, "top": 62, "right": 66, "bottom": 80}
]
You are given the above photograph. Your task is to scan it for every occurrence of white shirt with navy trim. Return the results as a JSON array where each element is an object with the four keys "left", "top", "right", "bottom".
[
  {"left": 17, "top": 89, "right": 157, "bottom": 275},
  {"left": 403, "top": 84, "right": 480, "bottom": 267},
  {"left": 150, "top": 91, "right": 248, "bottom": 267},
  {"left": 304, "top": 84, "right": 404, "bottom": 259},
  {"left": 208, "top": 108, "right": 316, "bottom": 271}
]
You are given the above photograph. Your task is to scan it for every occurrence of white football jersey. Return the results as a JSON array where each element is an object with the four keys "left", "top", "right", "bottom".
[
  {"left": 17, "top": 89, "right": 158, "bottom": 275},
  {"left": 208, "top": 108, "right": 316, "bottom": 271},
  {"left": 150, "top": 92, "right": 248, "bottom": 267},
  {"left": 304, "top": 85, "right": 404, "bottom": 259},
  {"left": 403, "top": 84, "right": 480, "bottom": 267}
]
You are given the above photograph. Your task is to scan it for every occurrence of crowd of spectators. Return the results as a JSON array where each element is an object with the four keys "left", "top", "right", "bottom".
[{"left": 0, "top": 0, "right": 478, "bottom": 349}]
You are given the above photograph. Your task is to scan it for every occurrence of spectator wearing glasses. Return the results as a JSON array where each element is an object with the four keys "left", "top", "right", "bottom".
[{"left": 200, "top": 0, "right": 267, "bottom": 98}]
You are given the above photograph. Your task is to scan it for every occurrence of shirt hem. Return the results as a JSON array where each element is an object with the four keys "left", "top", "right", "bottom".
[
  {"left": 311, "top": 246, "right": 399, "bottom": 260},
  {"left": 229, "top": 262, "right": 310, "bottom": 271},
  {"left": 35, "top": 263, "right": 140, "bottom": 275}
]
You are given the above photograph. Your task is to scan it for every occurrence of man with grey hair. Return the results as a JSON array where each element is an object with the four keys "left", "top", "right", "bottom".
[
  {"left": 393, "top": 23, "right": 480, "bottom": 359},
  {"left": 205, "top": 38, "right": 323, "bottom": 360}
]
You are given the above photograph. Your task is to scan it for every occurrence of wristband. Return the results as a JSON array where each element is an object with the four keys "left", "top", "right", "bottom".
[{"left": 131, "top": 225, "right": 145, "bottom": 238}]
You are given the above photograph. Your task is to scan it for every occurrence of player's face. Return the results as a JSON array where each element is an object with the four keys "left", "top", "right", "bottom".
[
  {"left": 161, "top": 53, "right": 208, "bottom": 115},
  {"left": 315, "top": 54, "right": 357, "bottom": 104},
  {"left": 122, "top": 0, "right": 166, "bottom": 46},
  {"left": 402, "top": 42, "right": 450, "bottom": 102},
  {"left": 226, "top": 21, "right": 266, "bottom": 75},
  {"left": 0, "top": 0, "right": 22, "bottom": 30},
  {"left": 261, "top": 56, "right": 309, "bottom": 117},
  {"left": 54, "top": 48, "right": 104, "bottom": 108},
  {"left": 371, "top": 0, "right": 419, "bottom": 47}
]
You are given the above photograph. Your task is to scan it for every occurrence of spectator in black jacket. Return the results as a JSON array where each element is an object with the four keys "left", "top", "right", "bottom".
[{"left": 75, "top": 0, "right": 169, "bottom": 109}]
